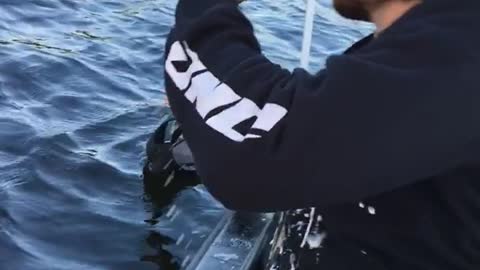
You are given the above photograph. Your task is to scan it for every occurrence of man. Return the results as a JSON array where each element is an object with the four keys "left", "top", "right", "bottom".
[{"left": 160, "top": 0, "right": 480, "bottom": 269}]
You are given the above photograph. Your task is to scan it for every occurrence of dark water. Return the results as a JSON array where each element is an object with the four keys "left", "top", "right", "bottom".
[{"left": 0, "top": 1, "right": 371, "bottom": 269}]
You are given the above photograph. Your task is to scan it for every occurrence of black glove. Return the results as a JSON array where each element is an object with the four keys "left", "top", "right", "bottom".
[{"left": 143, "top": 117, "right": 200, "bottom": 203}]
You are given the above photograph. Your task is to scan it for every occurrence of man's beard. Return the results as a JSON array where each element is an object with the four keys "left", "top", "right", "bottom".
[{"left": 333, "top": 0, "right": 381, "bottom": 21}]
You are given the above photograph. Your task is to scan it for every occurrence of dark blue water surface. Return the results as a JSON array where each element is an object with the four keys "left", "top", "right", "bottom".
[{"left": 0, "top": 1, "right": 372, "bottom": 269}]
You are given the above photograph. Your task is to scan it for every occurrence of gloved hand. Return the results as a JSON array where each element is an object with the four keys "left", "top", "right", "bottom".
[{"left": 143, "top": 117, "right": 200, "bottom": 203}]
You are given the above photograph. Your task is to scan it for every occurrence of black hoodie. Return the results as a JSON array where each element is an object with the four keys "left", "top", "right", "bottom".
[{"left": 164, "top": 0, "right": 480, "bottom": 269}]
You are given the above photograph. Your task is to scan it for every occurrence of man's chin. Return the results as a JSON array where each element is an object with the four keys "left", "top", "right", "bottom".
[{"left": 333, "top": 0, "right": 371, "bottom": 21}]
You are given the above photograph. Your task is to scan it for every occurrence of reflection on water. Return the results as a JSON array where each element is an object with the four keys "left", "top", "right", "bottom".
[
  {"left": 71, "top": 30, "right": 110, "bottom": 41},
  {"left": 141, "top": 231, "right": 179, "bottom": 270},
  {"left": 11, "top": 38, "right": 73, "bottom": 53}
]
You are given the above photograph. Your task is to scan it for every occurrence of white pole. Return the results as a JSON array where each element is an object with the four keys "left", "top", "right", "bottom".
[
  {"left": 299, "top": 0, "right": 317, "bottom": 249},
  {"left": 300, "top": 0, "right": 316, "bottom": 69}
]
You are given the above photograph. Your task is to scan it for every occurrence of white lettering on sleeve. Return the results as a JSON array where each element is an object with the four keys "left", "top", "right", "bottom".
[
  {"left": 207, "top": 98, "right": 260, "bottom": 142},
  {"left": 252, "top": 103, "right": 288, "bottom": 132},
  {"left": 165, "top": 41, "right": 205, "bottom": 90},
  {"left": 166, "top": 40, "right": 288, "bottom": 142}
]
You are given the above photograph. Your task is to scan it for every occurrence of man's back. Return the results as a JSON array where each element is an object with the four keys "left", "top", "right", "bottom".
[
  {"left": 319, "top": 5, "right": 480, "bottom": 267},
  {"left": 163, "top": 0, "right": 480, "bottom": 268}
]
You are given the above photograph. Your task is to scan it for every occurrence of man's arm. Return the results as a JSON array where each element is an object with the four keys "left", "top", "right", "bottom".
[{"left": 164, "top": 0, "right": 472, "bottom": 212}]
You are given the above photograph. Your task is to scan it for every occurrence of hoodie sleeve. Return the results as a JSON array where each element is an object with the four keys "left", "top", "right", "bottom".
[{"left": 164, "top": 0, "right": 473, "bottom": 212}]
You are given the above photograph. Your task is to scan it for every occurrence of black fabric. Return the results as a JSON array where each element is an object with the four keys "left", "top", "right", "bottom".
[{"left": 163, "top": 0, "right": 480, "bottom": 269}]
